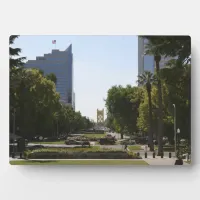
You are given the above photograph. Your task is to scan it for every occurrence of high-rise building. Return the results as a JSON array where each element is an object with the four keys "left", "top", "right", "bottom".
[
  {"left": 138, "top": 36, "right": 173, "bottom": 76},
  {"left": 24, "top": 44, "right": 75, "bottom": 110}
]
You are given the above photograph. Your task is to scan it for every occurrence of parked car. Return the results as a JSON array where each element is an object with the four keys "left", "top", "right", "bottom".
[
  {"left": 43, "top": 137, "right": 60, "bottom": 142},
  {"left": 65, "top": 139, "right": 90, "bottom": 147},
  {"left": 99, "top": 138, "right": 116, "bottom": 145},
  {"left": 81, "top": 141, "right": 90, "bottom": 147},
  {"left": 65, "top": 140, "right": 82, "bottom": 145}
]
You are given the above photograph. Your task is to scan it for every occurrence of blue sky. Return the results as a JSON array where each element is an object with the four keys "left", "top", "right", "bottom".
[{"left": 13, "top": 35, "right": 138, "bottom": 121}]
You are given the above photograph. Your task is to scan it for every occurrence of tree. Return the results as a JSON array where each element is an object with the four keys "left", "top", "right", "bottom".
[
  {"left": 142, "top": 36, "right": 191, "bottom": 65},
  {"left": 46, "top": 73, "right": 57, "bottom": 84},
  {"left": 142, "top": 36, "right": 191, "bottom": 154},
  {"left": 10, "top": 68, "right": 60, "bottom": 138},
  {"left": 143, "top": 38, "right": 164, "bottom": 155},
  {"left": 137, "top": 71, "right": 155, "bottom": 151},
  {"left": 105, "top": 85, "right": 143, "bottom": 138},
  {"left": 161, "top": 64, "right": 191, "bottom": 142},
  {"left": 9, "top": 35, "right": 26, "bottom": 69},
  {"left": 53, "top": 112, "right": 59, "bottom": 137},
  {"left": 9, "top": 36, "right": 94, "bottom": 139},
  {"left": 137, "top": 83, "right": 174, "bottom": 144}
]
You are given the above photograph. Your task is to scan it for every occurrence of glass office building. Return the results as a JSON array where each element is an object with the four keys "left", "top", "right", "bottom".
[
  {"left": 138, "top": 36, "right": 172, "bottom": 77},
  {"left": 24, "top": 44, "right": 75, "bottom": 110}
]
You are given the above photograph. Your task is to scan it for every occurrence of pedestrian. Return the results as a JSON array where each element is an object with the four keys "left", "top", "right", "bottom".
[{"left": 124, "top": 144, "right": 128, "bottom": 151}]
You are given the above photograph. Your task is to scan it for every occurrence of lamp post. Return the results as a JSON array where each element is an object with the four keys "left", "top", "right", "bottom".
[
  {"left": 177, "top": 128, "right": 180, "bottom": 158},
  {"left": 173, "top": 104, "right": 176, "bottom": 156},
  {"left": 174, "top": 128, "right": 183, "bottom": 165}
]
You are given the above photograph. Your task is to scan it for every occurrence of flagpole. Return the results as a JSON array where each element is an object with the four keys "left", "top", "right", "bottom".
[{"left": 52, "top": 40, "right": 56, "bottom": 49}]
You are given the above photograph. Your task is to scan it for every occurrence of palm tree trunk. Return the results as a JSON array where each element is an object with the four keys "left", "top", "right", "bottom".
[
  {"left": 147, "top": 91, "right": 154, "bottom": 151},
  {"left": 155, "top": 57, "right": 164, "bottom": 155}
]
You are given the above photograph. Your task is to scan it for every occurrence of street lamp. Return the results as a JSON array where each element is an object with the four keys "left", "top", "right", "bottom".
[
  {"left": 172, "top": 104, "right": 176, "bottom": 155},
  {"left": 174, "top": 128, "right": 183, "bottom": 165},
  {"left": 177, "top": 128, "right": 180, "bottom": 157}
]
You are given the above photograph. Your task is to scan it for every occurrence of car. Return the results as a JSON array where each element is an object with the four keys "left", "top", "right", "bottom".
[
  {"left": 81, "top": 141, "right": 90, "bottom": 147},
  {"left": 99, "top": 138, "right": 116, "bottom": 145},
  {"left": 43, "top": 137, "right": 60, "bottom": 142},
  {"left": 65, "top": 140, "right": 82, "bottom": 145}
]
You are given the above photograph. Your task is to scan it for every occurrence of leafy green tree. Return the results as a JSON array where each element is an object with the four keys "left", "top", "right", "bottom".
[
  {"left": 161, "top": 64, "right": 191, "bottom": 142},
  {"left": 105, "top": 85, "right": 143, "bottom": 139},
  {"left": 137, "top": 82, "right": 176, "bottom": 142},
  {"left": 9, "top": 35, "right": 26, "bottom": 69},
  {"left": 46, "top": 73, "right": 57, "bottom": 84},
  {"left": 10, "top": 68, "right": 60, "bottom": 138},
  {"left": 9, "top": 36, "right": 96, "bottom": 140}
]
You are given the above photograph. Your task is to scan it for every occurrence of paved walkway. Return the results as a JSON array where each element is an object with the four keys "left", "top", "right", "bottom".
[
  {"left": 9, "top": 157, "right": 190, "bottom": 165},
  {"left": 130, "top": 145, "right": 190, "bottom": 165},
  {"left": 143, "top": 158, "right": 190, "bottom": 165}
]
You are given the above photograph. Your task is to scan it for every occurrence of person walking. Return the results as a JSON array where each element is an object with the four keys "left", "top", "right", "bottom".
[{"left": 124, "top": 144, "right": 128, "bottom": 151}]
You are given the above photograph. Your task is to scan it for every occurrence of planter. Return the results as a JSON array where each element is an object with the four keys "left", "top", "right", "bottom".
[{"left": 174, "top": 159, "right": 183, "bottom": 165}]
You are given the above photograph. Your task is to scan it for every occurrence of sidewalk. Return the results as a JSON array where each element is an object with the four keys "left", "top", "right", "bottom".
[
  {"left": 143, "top": 158, "right": 190, "bottom": 165},
  {"left": 134, "top": 145, "right": 190, "bottom": 165},
  {"left": 9, "top": 157, "right": 190, "bottom": 165}
]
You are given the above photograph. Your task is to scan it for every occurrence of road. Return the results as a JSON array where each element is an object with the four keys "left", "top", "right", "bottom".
[
  {"left": 108, "top": 132, "right": 130, "bottom": 139},
  {"left": 28, "top": 143, "right": 124, "bottom": 150},
  {"left": 100, "top": 144, "right": 124, "bottom": 150},
  {"left": 28, "top": 142, "right": 96, "bottom": 148}
]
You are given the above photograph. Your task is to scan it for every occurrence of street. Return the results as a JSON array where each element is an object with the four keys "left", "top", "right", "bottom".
[{"left": 109, "top": 132, "right": 130, "bottom": 139}]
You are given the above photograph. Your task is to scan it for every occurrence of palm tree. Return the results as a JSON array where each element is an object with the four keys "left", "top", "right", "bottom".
[
  {"left": 144, "top": 38, "right": 164, "bottom": 155},
  {"left": 137, "top": 71, "right": 155, "bottom": 151}
]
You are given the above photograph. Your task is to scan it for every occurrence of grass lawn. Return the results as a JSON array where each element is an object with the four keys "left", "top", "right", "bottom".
[
  {"left": 83, "top": 133, "right": 106, "bottom": 138},
  {"left": 10, "top": 160, "right": 148, "bottom": 165},
  {"left": 128, "top": 146, "right": 142, "bottom": 151},
  {"left": 31, "top": 140, "right": 65, "bottom": 144}
]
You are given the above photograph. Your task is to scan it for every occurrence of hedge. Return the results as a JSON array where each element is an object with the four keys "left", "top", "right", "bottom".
[{"left": 24, "top": 147, "right": 141, "bottom": 159}]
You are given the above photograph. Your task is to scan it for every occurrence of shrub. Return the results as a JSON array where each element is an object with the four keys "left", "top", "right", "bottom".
[{"left": 25, "top": 147, "right": 142, "bottom": 159}]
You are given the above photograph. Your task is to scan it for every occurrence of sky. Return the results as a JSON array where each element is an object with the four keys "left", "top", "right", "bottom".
[{"left": 13, "top": 35, "right": 138, "bottom": 121}]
